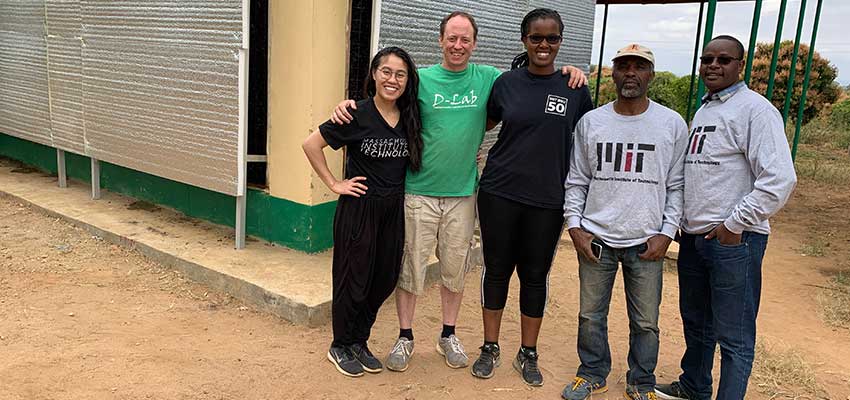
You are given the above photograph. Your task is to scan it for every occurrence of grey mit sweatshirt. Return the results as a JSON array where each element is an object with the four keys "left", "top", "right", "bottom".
[
  {"left": 683, "top": 85, "right": 797, "bottom": 235},
  {"left": 565, "top": 101, "right": 689, "bottom": 248}
]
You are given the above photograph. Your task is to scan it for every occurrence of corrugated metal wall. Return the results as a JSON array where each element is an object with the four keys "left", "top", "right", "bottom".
[
  {"left": 377, "top": 0, "right": 596, "bottom": 71},
  {"left": 377, "top": 0, "right": 596, "bottom": 152},
  {"left": 0, "top": 0, "right": 243, "bottom": 195},
  {"left": 0, "top": 1, "right": 53, "bottom": 147},
  {"left": 46, "top": 0, "right": 85, "bottom": 154}
]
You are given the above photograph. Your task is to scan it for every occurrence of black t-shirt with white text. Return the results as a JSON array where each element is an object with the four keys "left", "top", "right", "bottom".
[
  {"left": 480, "top": 68, "right": 594, "bottom": 209},
  {"left": 319, "top": 98, "right": 409, "bottom": 198}
]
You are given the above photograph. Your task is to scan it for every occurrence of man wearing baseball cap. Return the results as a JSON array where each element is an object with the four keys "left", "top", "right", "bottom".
[{"left": 562, "top": 44, "right": 689, "bottom": 400}]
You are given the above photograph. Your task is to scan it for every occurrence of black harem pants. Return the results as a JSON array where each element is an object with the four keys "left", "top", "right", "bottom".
[{"left": 331, "top": 194, "right": 404, "bottom": 346}]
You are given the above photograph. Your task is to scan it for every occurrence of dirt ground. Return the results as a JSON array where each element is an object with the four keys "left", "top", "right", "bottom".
[{"left": 1, "top": 177, "right": 849, "bottom": 400}]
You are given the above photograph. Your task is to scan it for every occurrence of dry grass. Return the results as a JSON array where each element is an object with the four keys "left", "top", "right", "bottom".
[
  {"left": 793, "top": 147, "right": 850, "bottom": 186},
  {"left": 796, "top": 118, "right": 850, "bottom": 149},
  {"left": 798, "top": 237, "right": 828, "bottom": 258},
  {"left": 817, "top": 270, "right": 850, "bottom": 330},
  {"left": 790, "top": 117, "right": 850, "bottom": 187},
  {"left": 751, "top": 339, "right": 826, "bottom": 399}
]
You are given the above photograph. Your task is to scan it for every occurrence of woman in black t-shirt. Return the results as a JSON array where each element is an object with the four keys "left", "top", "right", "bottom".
[
  {"left": 470, "top": 9, "right": 594, "bottom": 386},
  {"left": 302, "top": 47, "right": 422, "bottom": 378}
]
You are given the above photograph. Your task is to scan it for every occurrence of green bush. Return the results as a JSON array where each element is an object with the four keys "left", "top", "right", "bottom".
[
  {"left": 799, "top": 100, "right": 850, "bottom": 148},
  {"left": 648, "top": 73, "right": 692, "bottom": 120},
  {"left": 829, "top": 98, "right": 850, "bottom": 128}
]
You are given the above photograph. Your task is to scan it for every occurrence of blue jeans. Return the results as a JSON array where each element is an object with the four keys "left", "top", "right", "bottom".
[
  {"left": 576, "top": 241, "right": 663, "bottom": 392},
  {"left": 676, "top": 231, "right": 768, "bottom": 400}
]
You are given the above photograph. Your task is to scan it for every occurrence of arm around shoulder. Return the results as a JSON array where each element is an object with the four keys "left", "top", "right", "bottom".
[{"left": 331, "top": 99, "right": 358, "bottom": 124}]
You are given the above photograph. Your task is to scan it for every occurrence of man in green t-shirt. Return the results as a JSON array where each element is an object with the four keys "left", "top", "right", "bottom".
[{"left": 331, "top": 11, "right": 586, "bottom": 373}]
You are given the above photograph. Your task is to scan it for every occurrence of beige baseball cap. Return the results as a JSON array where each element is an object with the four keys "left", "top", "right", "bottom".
[{"left": 612, "top": 43, "right": 655, "bottom": 65}]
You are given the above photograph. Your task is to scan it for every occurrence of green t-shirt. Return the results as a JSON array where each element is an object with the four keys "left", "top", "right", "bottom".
[{"left": 405, "top": 63, "right": 502, "bottom": 196}]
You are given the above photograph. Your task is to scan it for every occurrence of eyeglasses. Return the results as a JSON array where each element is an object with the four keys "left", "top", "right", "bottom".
[
  {"left": 378, "top": 67, "right": 408, "bottom": 81},
  {"left": 527, "top": 34, "right": 562, "bottom": 45},
  {"left": 699, "top": 56, "right": 741, "bottom": 65}
]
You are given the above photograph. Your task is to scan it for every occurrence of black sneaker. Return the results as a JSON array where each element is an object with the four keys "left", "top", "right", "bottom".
[
  {"left": 512, "top": 347, "right": 543, "bottom": 386},
  {"left": 326, "top": 344, "right": 364, "bottom": 377},
  {"left": 654, "top": 381, "right": 690, "bottom": 400},
  {"left": 349, "top": 343, "right": 382, "bottom": 373},
  {"left": 470, "top": 343, "right": 500, "bottom": 379}
]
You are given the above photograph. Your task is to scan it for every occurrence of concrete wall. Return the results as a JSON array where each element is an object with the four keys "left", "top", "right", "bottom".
[{"left": 267, "top": 0, "right": 350, "bottom": 207}]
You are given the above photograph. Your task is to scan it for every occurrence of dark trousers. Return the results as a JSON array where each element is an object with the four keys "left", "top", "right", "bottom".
[
  {"left": 677, "top": 231, "right": 769, "bottom": 400},
  {"left": 477, "top": 190, "right": 564, "bottom": 318},
  {"left": 331, "top": 194, "right": 404, "bottom": 346}
]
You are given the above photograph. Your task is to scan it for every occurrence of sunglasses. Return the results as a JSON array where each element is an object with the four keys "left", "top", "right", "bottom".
[
  {"left": 699, "top": 56, "right": 741, "bottom": 65},
  {"left": 527, "top": 34, "right": 562, "bottom": 45}
]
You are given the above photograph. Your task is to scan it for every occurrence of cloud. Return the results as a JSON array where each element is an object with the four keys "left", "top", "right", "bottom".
[
  {"left": 648, "top": 17, "right": 696, "bottom": 39},
  {"left": 761, "top": 0, "right": 783, "bottom": 14}
]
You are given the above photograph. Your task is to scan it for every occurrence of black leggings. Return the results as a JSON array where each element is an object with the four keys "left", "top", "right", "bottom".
[
  {"left": 331, "top": 194, "right": 404, "bottom": 346},
  {"left": 477, "top": 190, "right": 564, "bottom": 318}
]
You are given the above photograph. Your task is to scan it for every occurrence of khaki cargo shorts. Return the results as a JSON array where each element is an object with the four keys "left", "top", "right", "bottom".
[{"left": 397, "top": 193, "right": 476, "bottom": 295}]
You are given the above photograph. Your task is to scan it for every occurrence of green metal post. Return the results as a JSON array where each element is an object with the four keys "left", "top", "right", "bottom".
[
  {"left": 781, "top": 0, "right": 808, "bottom": 123},
  {"left": 766, "top": 0, "right": 789, "bottom": 100},
  {"left": 694, "top": 0, "right": 718, "bottom": 113},
  {"left": 792, "top": 0, "right": 824, "bottom": 161},
  {"left": 686, "top": 1, "right": 705, "bottom": 122},
  {"left": 744, "top": 0, "right": 763, "bottom": 84},
  {"left": 594, "top": 3, "right": 610, "bottom": 107}
]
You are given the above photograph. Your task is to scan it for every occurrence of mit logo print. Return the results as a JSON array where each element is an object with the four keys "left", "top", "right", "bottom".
[
  {"left": 596, "top": 142, "right": 656, "bottom": 173},
  {"left": 688, "top": 125, "right": 716, "bottom": 154}
]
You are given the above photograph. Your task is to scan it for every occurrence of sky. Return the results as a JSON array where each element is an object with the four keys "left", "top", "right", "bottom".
[{"left": 590, "top": 0, "right": 849, "bottom": 85}]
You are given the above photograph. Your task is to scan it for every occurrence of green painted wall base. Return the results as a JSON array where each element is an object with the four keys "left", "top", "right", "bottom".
[{"left": 0, "top": 133, "right": 334, "bottom": 253}]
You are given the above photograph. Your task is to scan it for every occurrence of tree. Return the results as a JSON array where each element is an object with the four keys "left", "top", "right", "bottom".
[
  {"left": 648, "top": 72, "right": 692, "bottom": 119},
  {"left": 749, "top": 40, "right": 840, "bottom": 123},
  {"left": 588, "top": 65, "right": 616, "bottom": 106}
]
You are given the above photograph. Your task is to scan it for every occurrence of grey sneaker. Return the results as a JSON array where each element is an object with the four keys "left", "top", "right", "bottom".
[
  {"left": 385, "top": 337, "right": 414, "bottom": 372},
  {"left": 654, "top": 381, "right": 690, "bottom": 400},
  {"left": 470, "top": 343, "right": 500, "bottom": 379},
  {"left": 436, "top": 334, "right": 469, "bottom": 368},
  {"left": 326, "top": 345, "right": 364, "bottom": 377},
  {"left": 349, "top": 343, "right": 382, "bottom": 373},
  {"left": 513, "top": 347, "right": 543, "bottom": 386},
  {"left": 561, "top": 376, "right": 608, "bottom": 400}
]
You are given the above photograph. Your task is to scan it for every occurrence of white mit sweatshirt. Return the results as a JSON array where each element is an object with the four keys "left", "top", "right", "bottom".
[
  {"left": 565, "top": 101, "right": 689, "bottom": 248},
  {"left": 683, "top": 84, "right": 797, "bottom": 235}
]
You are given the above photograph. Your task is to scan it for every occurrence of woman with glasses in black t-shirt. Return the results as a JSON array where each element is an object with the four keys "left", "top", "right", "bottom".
[
  {"left": 302, "top": 47, "right": 423, "bottom": 378},
  {"left": 470, "top": 9, "right": 594, "bottom": 386}
]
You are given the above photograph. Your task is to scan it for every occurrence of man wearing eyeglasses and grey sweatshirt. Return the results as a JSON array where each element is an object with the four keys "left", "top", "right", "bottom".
[{"left": 655, "top": 35, "right": 797, "bottom": 400}]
